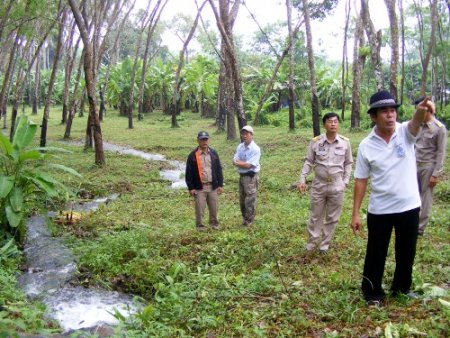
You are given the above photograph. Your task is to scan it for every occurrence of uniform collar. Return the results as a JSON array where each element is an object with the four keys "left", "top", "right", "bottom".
[{"left": 322, "top": 133, "right": 339, "bottom": 144}]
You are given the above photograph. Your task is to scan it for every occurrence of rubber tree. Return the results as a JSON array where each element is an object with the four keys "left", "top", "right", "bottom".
[
  {"left": 67, "top": 0, "right": 105, "bottom": 165},
  {"left": 209, "top": 0, "right": 246, "bottom": 140}
]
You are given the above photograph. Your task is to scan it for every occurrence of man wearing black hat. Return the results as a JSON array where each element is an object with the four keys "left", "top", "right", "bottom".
[
  {"left": 351, "top": 90, "right": 433, "bottom": 305},
  {"left": 185, "top": 131, "right": 224, "bottom": 231},
  {"left": 414, "top": 97, "right": 448, "bottom": 236}
]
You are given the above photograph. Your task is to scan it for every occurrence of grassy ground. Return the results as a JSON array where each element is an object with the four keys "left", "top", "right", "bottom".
[{"left": 2, "top": 107, "right": 450, "bottom": 337}]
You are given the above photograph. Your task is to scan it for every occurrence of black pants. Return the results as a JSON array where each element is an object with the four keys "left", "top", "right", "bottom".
[{"left": 361, "top": 208, "right": 419, "bottom": 300}]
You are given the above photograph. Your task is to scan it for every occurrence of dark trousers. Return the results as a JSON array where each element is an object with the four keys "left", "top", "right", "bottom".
[{"left": 361, "top": 208, "right": 419, "bottom": 300}]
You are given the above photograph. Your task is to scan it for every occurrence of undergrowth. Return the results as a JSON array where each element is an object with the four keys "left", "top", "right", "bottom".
[{"left": 2, "top": 107, "right": 449, "bottom": 337}]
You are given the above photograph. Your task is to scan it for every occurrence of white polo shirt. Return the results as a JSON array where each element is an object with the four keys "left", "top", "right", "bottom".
[
  {"left": 233, "top": 140, "right": 261, "bottom": 174},
  {"left": 354, "top": 122, "right": 421, "bottom": 214}
]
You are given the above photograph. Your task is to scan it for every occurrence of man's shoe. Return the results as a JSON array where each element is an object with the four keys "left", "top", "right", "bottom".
[
  {"left": 196, "top": 225, "right": 206, "bottom": 231},
  {"left": 211, "top": 224, "right": 220, "bottom": 230},
  {"left": 365, "top": 294, "right": 386, "bottom": 307},
  {"left": 366, "top": 299, "right": 382, "bottom": 307}
]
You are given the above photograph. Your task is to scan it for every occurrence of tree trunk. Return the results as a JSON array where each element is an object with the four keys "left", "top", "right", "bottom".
[
  {"left": 216, "top": 44, "right": 227, "bottom": 132},
  {"left": 417, "top": 0, "right": 438, "bottom": 95},
  {"left": 214, "top": 1, "right": 239, "bottom": 134},
  {"left": 384, "top": 0, "right": 399, "bottom": 100},
  {"left": 286, "top": 0, "right": 295, "bottom": 130},
  {"left": 171, "top": 1, "right": 206, "bottom": 128},
  {"left": 40, "top": 7, "right": 66, "bottom": 147},
  {"left": 62, "top": 21, "right": 79, "bottom": 124},
  {"left": 0, "top": 33, "right": 19, "bottom": 123},
  {"left": 68, "top": 0, "right": 105, "bottom": 166},
  {"left": 361, "top": 0, "right": 384, "bottom": 91},
  {"left": 351, "top": 14, "right": 366, "bottom": 129},
  {"left": 32, "top": 52, "right": 40, "bottom": 115},
  {"left": 399, "top": 0, "right": 405, "bottom": 105},
  {"left": 65, "top": 50, "right": 84, "bottom": 139},
  {"left": 209, "top": 0, "right": 246, "bottom": 138},
  {"left": 341, "top": 0, "right": 351, "bottom": 120},
  {"left": 138, "top": 0, "right": 166, "bottom": 120},
  {"left": 302, "top": 0, "right": 320, "bottom": 136}
]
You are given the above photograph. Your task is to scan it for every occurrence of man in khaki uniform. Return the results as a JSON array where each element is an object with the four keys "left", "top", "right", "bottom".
[
  {"left": 415, "top": 97, "right": 448, "bottom": 235},
  {"left": 298, "top": 112, "right": 353, "bottom": 252}
]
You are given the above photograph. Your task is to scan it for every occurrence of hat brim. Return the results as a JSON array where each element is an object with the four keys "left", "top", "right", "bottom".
[
  {"left": 367, "top": 103, "right": 401, "bottom": 114},
  {"left": 198, "top": 137, "right": 209, "bottom": 140}
]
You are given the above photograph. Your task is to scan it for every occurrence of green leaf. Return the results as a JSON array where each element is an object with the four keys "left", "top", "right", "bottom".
[
  {"left": 12, "top": 116, "right": 37, "bottom": 150},
  {"left": 27, "top": 175, "right": 58, "bottom": 197},
  {"left": 0, "top": 132, "right": 13, "bottom": 155},
  {"left": 19, "top": 149, "right": 42, "bottom": 162},
  {"left": 6, "top": 205, "right": 22, "bottom": 227},
  {"left": 9, "top": 186, "right": 23, "bottom": 212},
  {"left": 0, "top": 176, "right": 14, "bottom": 198},
  {"left": 0, "top": 238, "right": 18, "bottom": 258},
  {"left": 47, "top": 163, "right": 82, "bottom": 177}
]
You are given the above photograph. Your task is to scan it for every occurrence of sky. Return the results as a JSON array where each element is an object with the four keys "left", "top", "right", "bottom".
[{"left": 136, "top": 0, "right": 391, "bottom": 61}]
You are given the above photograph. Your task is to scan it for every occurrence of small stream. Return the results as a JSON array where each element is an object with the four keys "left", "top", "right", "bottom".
[
  {"left": 102, "top": 142, "right": 187, "bottom": 189},
  {"left": 18, "top": 196, "right": 139, "bottom": 334},
  {"left": 18, "top": 143, "right": 187, "bottom": 334}
]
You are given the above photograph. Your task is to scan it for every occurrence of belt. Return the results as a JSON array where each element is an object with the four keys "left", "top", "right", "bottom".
[
  {"left": 417, "top": 162, "right": 434, "bottom": 167},
  {"left": 240, "top": 171, "right": 256, "bottom": 177},
  {"left": 202, "top": 182, "right": 212, "bottom": 185},
  {"left": 317, "top": 176, "right": 340, "bottom": 183}
]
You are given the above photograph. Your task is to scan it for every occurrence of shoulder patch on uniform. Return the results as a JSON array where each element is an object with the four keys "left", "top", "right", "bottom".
[
  {"left": 339, "top": 135, "right": 349, "bottom": 141},
  {"left": 312, "top": 136, "right": 321, "bottom": 142},
  {"left": 435, "top": 120, "right": 444, "bottom": 128}
]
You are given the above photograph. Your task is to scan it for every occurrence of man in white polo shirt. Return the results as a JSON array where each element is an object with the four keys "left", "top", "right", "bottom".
[
  {"left": 351, "top": 90, "right": 432, "bottom": 306},
  {"left": 233, "top": 125, "right": 261, "bottom": 227}
]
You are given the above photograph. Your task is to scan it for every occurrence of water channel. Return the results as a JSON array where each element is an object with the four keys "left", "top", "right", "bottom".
[{"left": 18, "top": 143, "right": 187, "bottom": 334}]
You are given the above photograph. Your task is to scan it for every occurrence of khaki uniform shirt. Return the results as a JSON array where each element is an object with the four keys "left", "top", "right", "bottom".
[
  {"left": 415, "top": 117, "right": 448, "bottom": 177},
  {"left": 300, "top": 134, "right": 353, "bottom": 185},
  {"left": 200, "top": 150, "right": 213, "bottom": 183}
]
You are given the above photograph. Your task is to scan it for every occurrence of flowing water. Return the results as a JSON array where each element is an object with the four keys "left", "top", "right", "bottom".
[
  {"left": 101, "top": 142, "right": 187, "bottom": 189},
  {"left": 18, "top": 143, "right": 187, "bottom": 333},
  {"left": 18, "top": 197, "right": 139, "bottom": 334}
]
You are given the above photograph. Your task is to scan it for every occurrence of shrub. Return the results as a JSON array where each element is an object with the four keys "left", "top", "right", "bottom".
[{"left": 0, "top": 116, "right": 80, "bottom": 243}]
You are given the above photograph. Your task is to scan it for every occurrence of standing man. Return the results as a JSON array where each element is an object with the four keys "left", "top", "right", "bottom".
[
  {"left": 185, "top": 131, "right": 223, "bottom": 231},
  {"left": 233, "top": 125, "right": 261, "bottom": 227},
  {"left": 298, "top": 112, "right": 353, "bottom": 252},
  {"left": 351, "top": 90, "right": 432, "bottom": 305},
  {"left": 414, "top": 97, "right": 448, "bottom": 236}
]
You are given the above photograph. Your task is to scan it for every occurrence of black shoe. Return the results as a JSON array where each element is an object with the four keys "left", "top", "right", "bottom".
[
  {"left": 365, "top": 294, "right": 386, "bottom": 307},
  {"left": 366, "top": 299, "right": 383, "bottom": 307}
]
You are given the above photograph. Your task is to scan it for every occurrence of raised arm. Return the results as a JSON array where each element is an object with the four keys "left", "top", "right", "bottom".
[{"left": 408, "top": 97, "right": 433, "bottom": 136}]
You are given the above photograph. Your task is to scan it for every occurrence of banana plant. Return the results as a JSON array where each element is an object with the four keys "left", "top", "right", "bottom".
[{"left": 0, "top": 115, "right": 81, "bottom": 242}]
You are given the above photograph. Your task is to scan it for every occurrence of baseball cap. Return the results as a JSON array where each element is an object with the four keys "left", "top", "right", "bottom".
[
  {"left": 197, "top": 131, "right": 209, "bottom": 139},
  {"left": 241, "top": 125, "right": 254, "bottom": 134}
]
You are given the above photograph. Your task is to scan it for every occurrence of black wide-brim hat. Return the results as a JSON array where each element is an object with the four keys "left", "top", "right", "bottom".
[{"left": 367, "top": 90, "right": 401, "bottom": 114}]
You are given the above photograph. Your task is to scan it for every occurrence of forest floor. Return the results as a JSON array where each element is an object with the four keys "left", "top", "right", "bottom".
[{"left": 2, "top": 108, "right": 449, "bottom": 337}]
